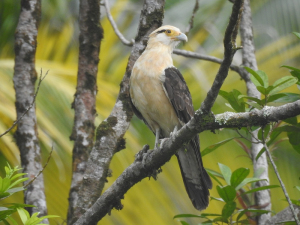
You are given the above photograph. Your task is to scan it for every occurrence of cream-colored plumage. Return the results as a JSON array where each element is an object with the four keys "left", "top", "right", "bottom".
[
  {"left": 130, "top": 25, "right": 212, "bottom": 211},
  {"left": 130, "top": 28, "right": 179, "bottom": 137}
]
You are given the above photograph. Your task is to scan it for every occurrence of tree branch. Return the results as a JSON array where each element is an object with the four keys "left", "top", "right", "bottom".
[
  {"left": 72, "top": 0, "right": 166, "bottom": 223},
  {"left": 103, "top": 0, "right": 134, "bottom": 46},
  {"left": 185, "top": 0, "right": 199, "bottom": 35},
  {"left": 67, "top": 0, "right": 103, "bottom": 223},
  {"left": 13, "top": 0, "right": 48, "bottom": 221},
  {"left": 200, "top": 0, "right": 244, "bottom": 114},
  {"left": 74, "top": 100, "right": 300, "bottom": 225}
]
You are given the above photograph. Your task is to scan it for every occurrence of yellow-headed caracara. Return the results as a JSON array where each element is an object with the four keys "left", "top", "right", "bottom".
[{"left": 129, "top": 25, "right": 212, "bottom": 210}]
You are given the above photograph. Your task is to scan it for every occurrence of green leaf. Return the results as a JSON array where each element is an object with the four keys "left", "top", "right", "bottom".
[
  {"left": 288, "top": 132, "right": 300, "bottom": 145},
  {"left": 200, "top": 213, "right": 222, "bottom": 217},
  {"left": 235, "top": 178, "right": 266, "bottom": 190},
  {"left": 222, "top": 201, "right": 236, "bottom": 220},
  {"left": 266, "top": 93, "right": 287, "bottom": 103},
  {"left": 201, "top": 138, "right": 234, "bottom": 157},
  {"left": 258, "top": 125, "right": 270, "bottom": 141},
  {"left": 227, "top": 89, "right": 246, "bottom": 112},
  {"left": 237, "top": 209, "right": 271, "bottom": 222},
  {"left": 293, "top": 32, "right": 300, "bottom": 40},
  {"left": 217, "top": 185, "right": 236, "bottom": 202},
  {"left": 210, "top": 196, "right": 225, "bottom": 202},
  {"left": 179, "top": 221, "right": 189, "bottom": 225},
  {"left": 206, "top": 170, "right": 223, "bottom": 186},
  {"left": 289, "top": 143, "right": 300, "bottom": 155},
  {"left": 245, "top": 67, "right": 265, "bottom": 87},
  {"left": 239, "top": 95, "right": 263, "bottom": 105},
  {"left": 295, "top": 186, "right": 300, "bottom": 192},
  {"left": 272, "top": 93, "right": 300, "bottom": 103},
  {"left": 0, "top": 177, "right": 11, "bottom": 193},
  {"left": 17, "top": 208, "right": 29, "bottom": 224},
  {"left": 8, "top": 177, "right": 28, "bottom": 189},
  {"left": 230, "top": 168, "right": 250, "bottom": 189},
  {"left": 281, "top": 65, "right": 300, "bottom": 73},
  {"left": 256, "top": 86, "right": 268, "bottom": 96},
  {"left": 219, "top": 90, "right": 229, "bottom": 100},
  {"left": 283, "top": 117, "right": 298, "bottom": 125},
  {"left": 255, "top": 147, "right": 266, "bottom": 161},
  {"left": 174, "top": 214, "right": 205, "bottom": 219},
  {"left": 7, "top": 187, "right": 25, "bottom": 194},
  {"left": 245, "top": 101, "right": 263, "bottom": 109},
  {"left": 242, "top": 185, "right": 280, "bottom": 195},
  {"left": 218, "top": 163, "right": 232, "bottom": 185},
  {"left": 269, "top": 76, "right": 298, "bottom": 95}
]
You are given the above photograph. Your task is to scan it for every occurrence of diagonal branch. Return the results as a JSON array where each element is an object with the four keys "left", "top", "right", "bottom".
[
  {"left": 185, "top": 0, "right": 199, "bottom": 35},
  {"left": 200, "top": 0, "right": 244, "bottom": 114},
  {"left": 74, "top": 99, "right": 300, "bottom": 225}
]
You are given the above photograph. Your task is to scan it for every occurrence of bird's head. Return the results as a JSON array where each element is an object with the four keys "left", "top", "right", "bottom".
[{"left": 148, "top": 25, "right": 188, "bottom": 49}]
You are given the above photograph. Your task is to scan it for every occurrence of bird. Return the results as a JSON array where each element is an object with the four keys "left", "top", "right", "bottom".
[{"left": 129, "top": 25, "right": 212, "bottom": 210}]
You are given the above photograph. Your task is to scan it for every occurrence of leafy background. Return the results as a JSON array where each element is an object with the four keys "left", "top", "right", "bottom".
[{"left": 0, "top": 0, "right": 300, "bottom": 224}]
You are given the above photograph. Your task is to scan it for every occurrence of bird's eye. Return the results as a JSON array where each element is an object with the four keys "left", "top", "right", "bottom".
[{"left": 166, "top": 30, "right": 171, "bottom": 34}]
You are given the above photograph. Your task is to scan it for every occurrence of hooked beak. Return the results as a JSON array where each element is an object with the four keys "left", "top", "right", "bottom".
[{"left": 175, "top": 33, "right": 188, "bottom": 42}]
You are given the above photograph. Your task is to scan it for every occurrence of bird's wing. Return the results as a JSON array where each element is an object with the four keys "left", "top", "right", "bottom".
[
  {"left": 163, "top": 66, "right": 212, "bottom": 210},
  {"left": 162, "top": 67, "right": 194, "bottom": 124}
]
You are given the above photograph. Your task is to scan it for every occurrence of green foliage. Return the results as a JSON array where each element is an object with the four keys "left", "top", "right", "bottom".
[
  {"left": 0, "top": 164, "right": 59, "bottom": 224},
  {"left": 174, "top": 163, "right": 279, "bottom": 224}
]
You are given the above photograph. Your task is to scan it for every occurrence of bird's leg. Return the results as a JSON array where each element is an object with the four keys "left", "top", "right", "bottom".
[
  {"left": 155, "top": 128, "right": 161, "bottom": 149},
  {"left": 170, "top": 125, "right": 178, "bottom": 137}
]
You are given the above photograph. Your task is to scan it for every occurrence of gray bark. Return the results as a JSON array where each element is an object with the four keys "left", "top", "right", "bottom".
[
  {"left": 13, "top": 0, "right": 48, "bottom": 222},
  {"left": 67, "top": 0, "right": 103, "bottom": 223},
  {"left": 70, "top": 0, "right": 166, "bottom": 223},
  {"left": 240, "top": 0, "right": 271, "bottom": 223}
]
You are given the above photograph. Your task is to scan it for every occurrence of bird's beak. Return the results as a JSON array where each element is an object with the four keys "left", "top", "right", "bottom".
[{"left": 175, "top": 33, "right": 188, "bottom": 42}]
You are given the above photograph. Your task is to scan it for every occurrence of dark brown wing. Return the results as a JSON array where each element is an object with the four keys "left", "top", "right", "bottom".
[
  {"left": 163, "top": 67, "right": 194, "bottom": 124},
  {"left": 163, "top": 67, "right": 212, "bottom": 210}
]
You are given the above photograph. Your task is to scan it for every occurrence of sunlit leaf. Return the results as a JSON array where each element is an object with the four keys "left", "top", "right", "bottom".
[
  {"left": 218, "top": 163, "right": 232, "bottom": 185},
  {"left": 235, "top": 178, "right": 267, "bottom": 190},
  {"left": 242, "top": 185, "right": 279, "bottom": 195},
  {"left": 272, "top": 93, "right": 300, "bottom": 103},
  {"left": 245, "top": 67, "right": 265, "bottom": 87}
]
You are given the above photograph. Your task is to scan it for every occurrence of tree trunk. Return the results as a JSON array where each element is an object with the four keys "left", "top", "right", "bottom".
[
  {"left": 67, "top": 0, "right": 103, "bottom": 222},
  {"left": 13, "top": 0, "right": 48, "bottom": 221},
  {"left": 240, "top": 0, "right": 271, "bottom": 224}
]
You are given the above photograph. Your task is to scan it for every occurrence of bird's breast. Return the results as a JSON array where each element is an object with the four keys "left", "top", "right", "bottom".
[{"left": 130, "top": 63, "right": 180, "bottom": 137}]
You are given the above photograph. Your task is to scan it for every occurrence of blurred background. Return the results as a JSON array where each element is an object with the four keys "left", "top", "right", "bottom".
[{"left": 1, "top": 0, "right": 300, "bottom": 224}]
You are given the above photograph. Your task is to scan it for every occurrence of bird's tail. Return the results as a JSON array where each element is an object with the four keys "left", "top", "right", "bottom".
[{"left": 176, "top": 136, "right": 212, "bottom": 210}]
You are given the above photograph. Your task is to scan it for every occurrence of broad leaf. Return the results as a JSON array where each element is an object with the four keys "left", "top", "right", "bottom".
[
  {"left": 179, "top": 221, "right": 189, "bottom": 225},
  {"left": 245, "top": 67, "right": 265, "bottom": 87},
  {"left": 288, "top": 132, "right": 300, "bottom": 145},
  {"left": 245, "top": 101, "right": 263, "bottom": 109},
  {"left": 222, "top": 201, "right": 236, "bottom": 220},
  {"left": 237, "top": 209, "right": 271, "bottom": 222},
  {"left": 269, "top": 76, "right": 298, "bottom": 95},
  {"left": 230, "top": 168, "right": 250, "bottom": 189},
  {"left": 218, "top": 163, "right": 232, "bottom": 185},
  {"left": 255, "top": 147, "right": 266, "bottom": 161},
  {"left": 266, "top": 93, "right": 287, "bottom": 103},
  {"left": 283, "top": 117, "right": 298, "bottom": 125},
  {"left": 217, "top": 185, "right": 236, "bottom": 202},
  {"left": 272, "top": 93, "right": 300, "bottom": 103}
]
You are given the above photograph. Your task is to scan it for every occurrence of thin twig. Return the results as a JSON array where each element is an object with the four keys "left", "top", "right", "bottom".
[
  {"left": 0, "top": 69, "right": 48, "bottom": 138},
  {"left": 24, "top": 145, "right": 53, "bottom": 188},
  {"left": 235, "top": 129, "right": 260, "bottom": 144},
  {"left": 185, "top": 0, "right": 199, "bottom": 35},
  {"left": 173, "top": 49, "right": 242, "bottom": 74},
  {"left": 261, "top": 129, "right": 300, "bottom": 225},
  {"left": 103, "top": 0, "right": 134, "bottom": 46}
]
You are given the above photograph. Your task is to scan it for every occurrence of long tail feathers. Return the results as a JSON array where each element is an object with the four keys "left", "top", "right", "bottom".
[{"left": 176, "top": 136, "right": 212, "bottom": 210}]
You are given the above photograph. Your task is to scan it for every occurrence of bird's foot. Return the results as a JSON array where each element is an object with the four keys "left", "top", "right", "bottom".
[{"left": 135, "top": 144, "right": 150, "bottom": 162}]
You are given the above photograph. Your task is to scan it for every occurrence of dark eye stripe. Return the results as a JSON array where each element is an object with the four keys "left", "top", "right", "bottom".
[{"left": 157, "top": 29, "right": 166, "bottom": 34}]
